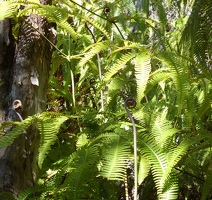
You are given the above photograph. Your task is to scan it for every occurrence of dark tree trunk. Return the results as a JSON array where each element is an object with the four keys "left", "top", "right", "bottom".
[{"left": 0, "top": 0, "right": 56, "bottom": 197}]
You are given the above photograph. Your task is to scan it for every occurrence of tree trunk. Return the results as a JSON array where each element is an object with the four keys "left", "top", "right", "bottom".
[{"left": 0, "top": 0, "right": 56, "bottom": 197}]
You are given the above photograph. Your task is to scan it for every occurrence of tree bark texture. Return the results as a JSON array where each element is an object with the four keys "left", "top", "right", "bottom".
[{"left": 0, "top": 0, "right": 56, "bottom": 197}]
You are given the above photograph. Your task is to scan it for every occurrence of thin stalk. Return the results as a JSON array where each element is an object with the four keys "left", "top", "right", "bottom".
[
  {"left": 124, "top": 98, "right": 137, "bottom": 200},
  {"left": 85, "top": 23, "right": 104, "bottom": 111}
]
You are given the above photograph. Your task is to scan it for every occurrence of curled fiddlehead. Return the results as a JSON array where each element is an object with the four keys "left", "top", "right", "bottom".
[{"left": 124, "top": 98, "right": 137, "bottom": 200}]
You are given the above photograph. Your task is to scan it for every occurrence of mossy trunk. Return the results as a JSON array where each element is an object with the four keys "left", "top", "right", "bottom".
[{"left": 0, "top": 0, "right": 56, "bottom": 197}]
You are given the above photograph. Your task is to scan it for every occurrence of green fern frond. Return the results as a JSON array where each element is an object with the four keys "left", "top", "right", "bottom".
[
  {"left": 0, "top": 0, "right": 40, "bottom": 20},
  {"left": 145, "top": 68, "right": 171, "bottom": 95},
  {"left": 104, "top": 52, "right": 135, "bottom": 81},
  {"left": 138, "top": 155, "right": 150, "bottom": 185},
  {"left": 197, "top": 91, "right": 212, "bottom": 119},
  {"left": 134, "top": 52, "right": 151, "bottom": 103},
  {"left": 19, "top": 4, "right": 78, "bottom": 40},
  {"left": 138, "top": 134, "right": 179, "bottom": 199},
  {"left": 200, "top": 153, "right": 212, "bottom": 200},
  {"left": 0, "top": 116, "right": 35, "bottom": 149},
  {"left": 84, "top": 17, "right": 110, "bottom": 40},
  {"left": 0, "top": 2, "right": 17, "bottom": 20},
  {"left": 167, "top": 134, "right": 209, "bottom": 173},
  {"left": 57, "top": 144, "right": 100, "bottom": 199},
  {"left": 37, "top": 115, "right": 68, "bottom": 168},
  {"left": 78, "top": 40, "right": 110, "bottom": 67},
  {"left": 100, "top": 135, "right": 131, "bottom": 181},
  {"left": 107, "top": 41, "right": 140, "bottom": 57},
  {"left": 158, "top": 52, "right": 189, "bottom": 114},
  {"left": 151, "top": 111, "right": 179, "bottom": 146},
  {"left": 17, "top": 186, "right": 34, "bottom": 200}
]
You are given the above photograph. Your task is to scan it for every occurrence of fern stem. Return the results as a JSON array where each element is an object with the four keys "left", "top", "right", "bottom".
[
  {"left": 85, "top": 23, "right": 104, "bottom": 111},
  {"left": 124, "top": 169, "right": 129, "bottom": 200},
  {"left": 124, "top": 98, "right": 137, "bottom": 200}
]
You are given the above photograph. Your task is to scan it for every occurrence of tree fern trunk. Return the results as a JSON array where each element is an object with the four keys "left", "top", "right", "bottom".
[{"left": 0, "top": 0, "right": 56, "bottom": 197}]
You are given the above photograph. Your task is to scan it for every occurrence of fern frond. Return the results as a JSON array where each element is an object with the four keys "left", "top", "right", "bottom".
[
  {"left": 158, "top": 52, "right": 189, "bottom": 114},
  {"left": 0, "top": 0, "right": 41, "bottom": 20},
  {"left": 197, "top": 91, "right": 212, "bottom": 119},
  {"left": 37, "top": 115, "right": 68, "bottom": 168},
  {"left": 139, "top": 134, "right": 179, "bottom": 199},
  {"left": 134, "top": 52, "right": 151, "bottom": 103},
  {"left": 84, "top": 17, "right": 110, "bottom": 40},
  {"left": 100, "top": 135, "right": 131, "bottom": 181},
  {"left": 57, "top": 143, "right": 100, "bottom": 199},
  {"left": 49, "top": 78, "right": 72, "bottom": 102},
  {"left": 78, "top": 40, "right": 110, "bottom": 67},
  {"left": 17, "top": 186, "right": 34, "bottom": 200},
  {"left": 104, "top": 52, "right": 135, "bottom": 81},
  {"left": 107, "top": 41, "right": 140, "bottom": 57},
  {"left": 0, "top": 116, "right": 35, "bottom": 148},
  {"left": 0, "top": 2, "right": 17, "bottom": 20},
  {"left": 151, "top": 111, "right": 179, "bottom": 146},
  {"left": 145, "top": 68, "right": 171, "bottom": 95},
  {"left": 138, "top": 155, "right": 150, "bottom": 185}
]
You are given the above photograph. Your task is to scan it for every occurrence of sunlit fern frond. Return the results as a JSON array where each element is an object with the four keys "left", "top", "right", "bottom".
[
  {"left": 150, "top": 111, "right": 179, "bottom": 147},
  {"left": 84, "top": 17, "right": 110, "bottom": 40},
  {"left": 138, "top": 155, "right": 151, "bottom": 185},
  {"left": 78, "top": 40, "right": 110, "bottom": 67},
  {"left": 104, "top": 52, "right": 136, "bottom": 81},
  {"left": 37, "top": 113, "right": 68, "bottom": 168},
  {"left": 158, "top": 52, "right": 189, "bottom": 114},
  {"left": 134, "top": 52, "right": 151, "bottom": 103},
  {"left": 145, "top": 68, "right": 171, "bottom": 95},
  {"left": 0, "top": 0, "right": 40, "bottom": 20},
  {"left": 99, "top": 134, "right": 131, "bottom": 181},
  {"left": 19, "top": 4, "right": 78, "bottom": 40},
  {"left": 0, "top": 116, "right": 35, "bottom": 148},
  {"left": 138, "top": 134, "right": 179, "bottom": 199}
]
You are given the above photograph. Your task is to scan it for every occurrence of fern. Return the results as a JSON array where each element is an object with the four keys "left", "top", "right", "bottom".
[
  {"left": 145, "top": 68, "right": 171, "bottom": 95},
  {"left": 37, "top": 114, "right": 68, "bottom": 168},
  {"left": 0, "top": 116, "right": 35, "bottom": 148},
  {"left": 134, "top": 52, "right": 151, "bottom": 103},
  {"left": 138, "top": 155, "right": 150, "bottom": 185},
  {"left": 158, "top": 52, "right": 189, "bottom": 114},
  {"left": 104, "top": 52, "right": 135, "bottom": 81},
  {"left": 100, "top": 134, "right": 131, "bottom": 181},
  {"left": 78, "top": 40, "right": 110, "bottom": 67},
  {"left": 138, "top": 134, "right": 176, "bottom": 199},
  {"left": 0, "top": 0, "right": 40, "bottom": 20}
]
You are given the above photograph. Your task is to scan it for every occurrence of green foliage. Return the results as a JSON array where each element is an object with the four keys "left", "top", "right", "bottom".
[{"left": 0, "top": 0, "right": 211, "bottom": 199}]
